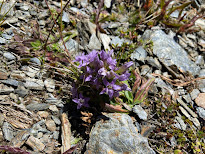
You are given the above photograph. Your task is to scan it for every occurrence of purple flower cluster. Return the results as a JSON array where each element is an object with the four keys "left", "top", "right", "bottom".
[{"left": 72, "top": 50, "right": 133, "bottom": 109}]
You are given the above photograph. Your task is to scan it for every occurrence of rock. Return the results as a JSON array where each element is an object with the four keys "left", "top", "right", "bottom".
[
  {"left": 179, "top": 106, "right": 191, "bottom": 119},
  {"left": 53, "top": 131, "right": 59, "bottom": 140},
  {"left": 62, "top": 11, "right": 70, "bottom": 23},
  {"left": 132, "top": 105, "right": 148, "bottom": 120},
  {"left": 49, "top": 105, "right": 59, "bottom": 114},
  {"left": 174, "top": 116, "right": 186, "bottom": 130},
  {"left": 26, "top": 136, "right": 45, "bottom": 152},
  {"left": 0, "top": 2, "right": 15, "bottom": 16},
  {"left": 46, "top": 120, "right": 56, "bottom": 132},
  {"left": 0, "top": 79, "right": 19, "bottom": 87},
  {"left": 104, "top": 0, "right": 112, "bottom": 8},
  {"left": 69, "top": 7, "right": 89, "bottom": 17},
  {"left": 88, "top": 33, "right": 101, "bottom": 50},
  {"left": 64, "top": 39, "right": 80, "bottom": 56},
  {"left": 155, "top": 78, "right": 174, "bottom": 95},
  {"left": 2, "top": 33, "right": 13, "bottom": 40},
  {"left": 195, "top": 55, "right": 204, "bottom": 65},
  {"left": 85, "top": 113, "right": 155, "bottom": 154},
  {"left": 130, "top": 46, "right": 147, "bottom": 62},
  {"left": 198, "top": 69, "right": 205, "bottom": 92},
  {"left": 0, "top": 84, "right": 14, "bottom": 94},
  {"left": 99, "top": 33, "right": 111, "bottom": 51},
  {"left": 15, "top": 84, "right": 28, "bottom": 97},
  {"left": 195, "top": 93, "right": 205, "bottom": 109},
  {"left": 195, "top": 19, "right": 205, "bottom": 30},
  {"left": 24, "top": 79, "right": 44, "bottom": 90},
  {"left": 44, "top": 78, "right": 55, "bottom": 92},
  {"left": 37, "top": 111, "right": 49, "bottom": 119},
  {"left": 110, "top": 36, "right": 130, "bottom": 47},
  {"left": 3, "top": 52, "right": 16, "bottom": 60},
  {"left": 51, "top": 116, "right": 61, "bottom": 125},
  {"left": 29, "top": 57, "right": 41, "bottom": 66},
  {"left": 190, "top": 89, "right": 200, "bottom": 100},
  {"left": 38, "top": 10, "right": 49, "bottom": 20},
  {"left": 80, "top": 0, "right": 88, "bottom": 7},
  {"left": 21, "top": 66, "right": 39, "bottom": 78},
  {"left": 19, "top": 4, "right": 30, "bottom": 11},
  {"left": 196, "top": 107, "right": 205, "bottom": 119},
  {"left": 143, "top": 30, "right": 200, "bottom": 75},
  {"left": 0, "top": 71, "right": 8, "bottom": 79},
  {"left": 0, "top": 113, "right": 5, "bottom": 127},
  {"left": 10, "top": 71, "right": 26, "bottom": 80},
  {"left": 2, "top": 122, "right": 14, "bottom": 141},
  {"left": 0, "top": 37, "right": 6, "bottom": 44},
  {"left": 26, "top": 103, "right": 49, "bottom": 111},
  {"left": 146, "top": 57, "right": 162, "bottom": 69}
]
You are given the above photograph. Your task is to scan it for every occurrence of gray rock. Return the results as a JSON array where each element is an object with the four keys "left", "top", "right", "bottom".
[
  {"left": 155, "top": 78, "right": 174, "bottom": 95},
  {"left": 2, "top": 122, "right": 14, "bottom": 141},
  {"left": 21, "top": 66, "right": 39, "bottom": 78},
  {"left": 45, "top": 119, "right": 56, "bottom": 132},
  {"left": 38, "top": 10, "right": 49, "bottom": 20},
  {"left": 88, "top": 33, "right": 101, "bottom": 50},
  {"left": 52, "top": 131, "right": 59, "bottom": 140},
  {"left": 44, "top": 78, "right": 55, "bottom": 92},
  {"left": 62, "top": 11, "right": 70, "bottom": 23},
  {"left": 85, "top": 113, "right": 155, "bottom": 154},
  {"left": 26, "top": 103, "right": 49, "bottom": 111},
  {"left": 3, "top": 17, "right": 18, "bottom": 25},
  {"left": 80, "top": 0, "right": 88, "bottom": 7},
  {"left": 3, "top": 52, "right": 16, "bottom": 60},
  {"left": 64, "top": 39, "right": 79, "bottom": 56},
  {"left": 195, "top": 55, "right": 204, "bottom": 65},
  {"left": 99, "top": 33, "right": 110, "bottom": 51},
  {"left": 132, "top": 105, "right": 148, "bottom": 120},
  {"left": 0, "top": 113, "right": 4, "bottom": 127},
  {"left": 196, "top": 107, "right": 205, "bottom": 119},
  {"left": 24, "top": 79, "right": 44, "bottom": 90},
  {"left": 104, "top": 0, "right": 112, "bottom": 8},
  {"left": 30, "top": 57, "right": 41, "bottom": 66},
  {"left": 0, "top": 84, "right": 14, "bottom": 94},
  {"left": 69, "top": 7, "right": 89, "bottom": 17},
  {"left": 51, "top": 116, "right": 61, "bottom": 125},
  {"left": 195, "top": 19, "right": 205, "bottom": 31},
  {"left": 110, "top": 36, "right": 130, "bottom": 47},
  {"left": 1, "top": 33, "right": 13, "bottom": 40},
  {"left": 190, "top": 89, "right": 200, "bottom": 100},
  {"left": 143, "top": 30, "right": 200, "bottom": 75},
  {"left": 131, "top": 46, "right": 147, "bottom": 62},
  {"left": 140, "top": 65, "right": 152, "bottom": 76},
  {"left": 174, "top": 116, "right": 186, "bottom": 130},
  {"left": 198, "top": 69, "right": 205, "bottom": 92},
  {"left": 15, "top": 85, "right": 28, "bottom": 97},
  {"left": 146, "top": 57, "right": 162, "bottom": 69},
  {"left": 0, "top": 79, "right": 19, "bottom": 87},
  {"left": 0, "top": 2, "right": 15, "bottom": 16},
  {"left": 0, "top": 37, "right": 6, "bottom": 44},
  {"left": 19, "top": 4, "right": 30, "bottom": 11}
]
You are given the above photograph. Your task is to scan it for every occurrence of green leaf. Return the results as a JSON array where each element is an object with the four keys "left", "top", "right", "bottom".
[
  {"left": 125, "top": 91, "right": 133, "bottom": 102},
  {"left": 30, "top": 40, "right": 42, "bottom": 50}
]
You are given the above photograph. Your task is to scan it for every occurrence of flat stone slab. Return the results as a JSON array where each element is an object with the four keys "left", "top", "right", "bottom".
[
  {"left": 143, "top": 30, "right": 200, "bottom": 75},
  {"left": 85, "top": 113, "right": 155, "bottom": 154}
]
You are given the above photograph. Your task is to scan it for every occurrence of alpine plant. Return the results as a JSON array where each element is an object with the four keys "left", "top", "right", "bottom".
[{"left": 72, "top": 50, "right": 133, "bottom": 109}]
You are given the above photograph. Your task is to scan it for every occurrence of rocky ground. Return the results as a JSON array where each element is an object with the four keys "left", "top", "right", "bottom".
[{"left": 0, "top": 0, "right": 205, "bottom": 153}]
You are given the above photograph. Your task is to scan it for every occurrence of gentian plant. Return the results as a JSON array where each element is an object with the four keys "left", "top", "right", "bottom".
[{"left": 72, "top": 50, "right": 133, "bottom": 109}]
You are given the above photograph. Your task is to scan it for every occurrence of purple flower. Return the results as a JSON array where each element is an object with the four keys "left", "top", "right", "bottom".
[
  {"left": 72, "top": 93, "right": 90, "bottom": 109},
  {"left": 118, "top": 72, "right": 131, "bottom": 81},
  {"left": 100, "top": 78, "right": 121, "bottom": 98},
  {"left": 72, "top": 50, "right": 133, "bottom": 109},
  {"left": 117, "top": 61, "right": 134, "bottom": 74}
]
